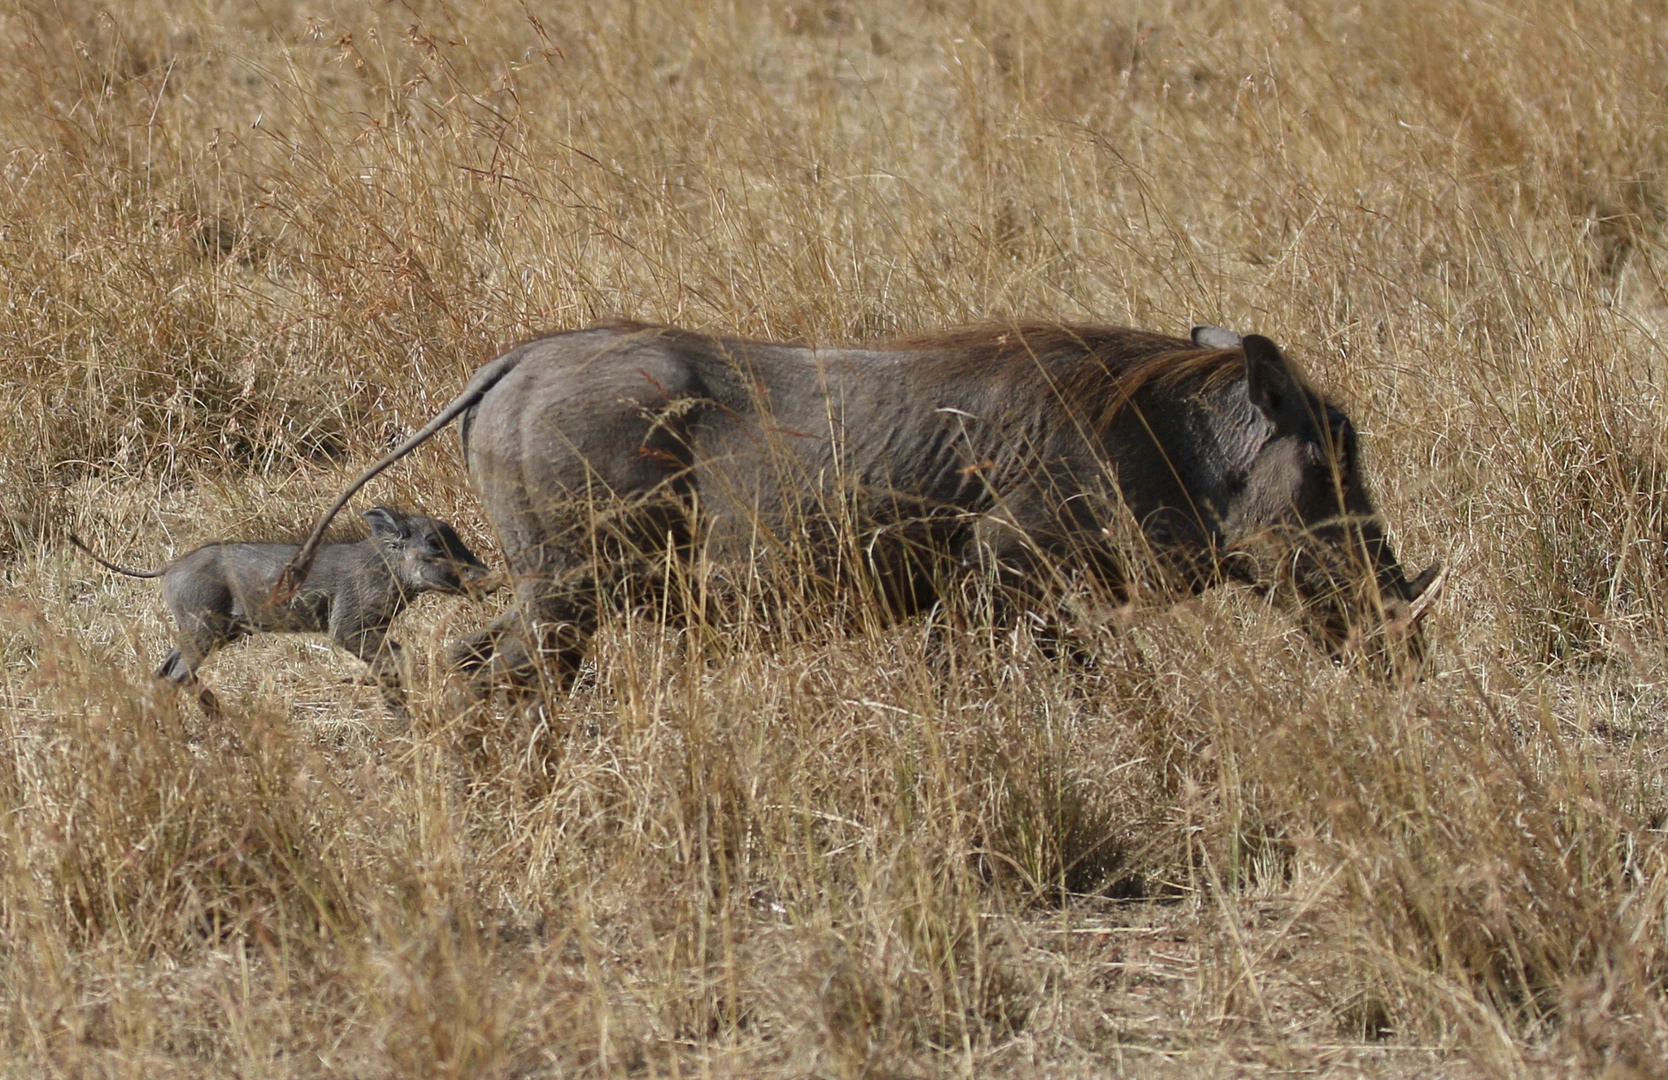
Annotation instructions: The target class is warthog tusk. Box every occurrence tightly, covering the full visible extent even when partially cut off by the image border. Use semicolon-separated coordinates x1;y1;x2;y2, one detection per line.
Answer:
1406;563;1447;624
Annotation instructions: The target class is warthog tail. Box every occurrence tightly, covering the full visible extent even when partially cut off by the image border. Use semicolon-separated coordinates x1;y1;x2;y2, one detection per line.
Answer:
272;348;531;603
68;533;165;578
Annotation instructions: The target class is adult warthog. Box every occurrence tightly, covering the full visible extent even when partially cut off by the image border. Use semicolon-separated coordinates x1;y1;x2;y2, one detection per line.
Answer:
279;322;1441;694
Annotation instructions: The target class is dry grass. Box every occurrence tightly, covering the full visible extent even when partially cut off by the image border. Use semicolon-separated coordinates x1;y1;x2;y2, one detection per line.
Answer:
5;0;1668;1075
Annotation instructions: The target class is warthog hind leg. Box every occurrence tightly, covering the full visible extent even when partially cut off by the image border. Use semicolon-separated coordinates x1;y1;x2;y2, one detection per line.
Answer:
155;615;240;719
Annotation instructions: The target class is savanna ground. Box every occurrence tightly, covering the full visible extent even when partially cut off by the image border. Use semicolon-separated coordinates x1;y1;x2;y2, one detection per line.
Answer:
4;0;1668;1075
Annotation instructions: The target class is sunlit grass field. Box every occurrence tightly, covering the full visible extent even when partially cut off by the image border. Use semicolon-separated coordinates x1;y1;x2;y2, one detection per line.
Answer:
6;1;1668;1074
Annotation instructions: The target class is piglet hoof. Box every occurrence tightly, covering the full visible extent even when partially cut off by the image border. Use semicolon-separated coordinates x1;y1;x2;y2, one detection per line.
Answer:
196;686;223;722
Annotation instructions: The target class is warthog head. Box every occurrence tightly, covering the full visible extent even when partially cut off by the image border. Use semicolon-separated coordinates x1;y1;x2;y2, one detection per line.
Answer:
366;507;496;599
1207;330;1442;671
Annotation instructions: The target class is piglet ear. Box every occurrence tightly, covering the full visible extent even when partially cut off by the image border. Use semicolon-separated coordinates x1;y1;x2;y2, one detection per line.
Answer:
1191;325;1242;350
362;506;410;541
1243;334;1303;421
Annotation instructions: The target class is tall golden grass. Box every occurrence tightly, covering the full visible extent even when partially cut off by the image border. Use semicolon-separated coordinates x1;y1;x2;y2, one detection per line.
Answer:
6;0;1668;1074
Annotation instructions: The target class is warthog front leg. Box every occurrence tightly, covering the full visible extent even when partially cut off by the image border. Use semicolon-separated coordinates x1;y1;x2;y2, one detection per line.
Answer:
445;581;596;700
336;625;409;719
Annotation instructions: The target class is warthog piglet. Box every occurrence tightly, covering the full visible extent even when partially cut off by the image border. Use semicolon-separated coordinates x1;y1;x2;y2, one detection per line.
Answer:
71;506;493;718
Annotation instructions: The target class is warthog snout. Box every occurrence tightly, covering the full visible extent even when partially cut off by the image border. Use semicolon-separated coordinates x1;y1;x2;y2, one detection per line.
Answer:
1381;560;1446;654
1290;540;1445;677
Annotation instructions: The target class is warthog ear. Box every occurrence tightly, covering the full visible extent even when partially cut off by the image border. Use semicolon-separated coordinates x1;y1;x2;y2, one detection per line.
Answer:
1191;325;1243;350
1243;334;1303;422
363;506;411;541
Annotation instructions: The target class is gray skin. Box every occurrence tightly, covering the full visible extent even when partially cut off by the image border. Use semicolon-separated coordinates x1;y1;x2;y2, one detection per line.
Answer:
280;323;1441;698
73;507;492;717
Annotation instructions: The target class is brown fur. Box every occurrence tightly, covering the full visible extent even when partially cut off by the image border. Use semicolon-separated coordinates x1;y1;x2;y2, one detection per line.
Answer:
889;322;1246;423
502;320;1244;423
